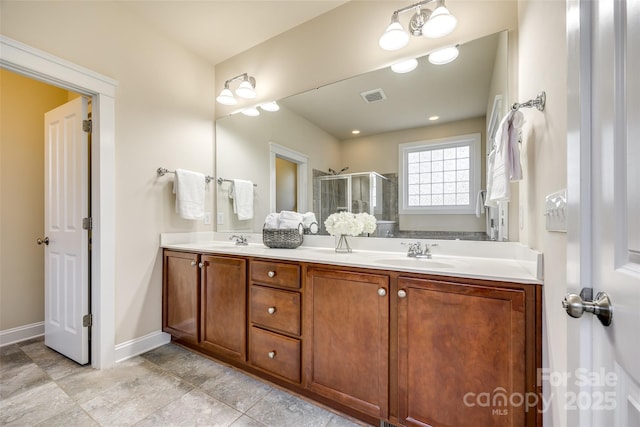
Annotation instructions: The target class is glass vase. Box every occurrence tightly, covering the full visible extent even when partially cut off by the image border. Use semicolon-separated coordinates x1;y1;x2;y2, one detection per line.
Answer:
335;234;352;253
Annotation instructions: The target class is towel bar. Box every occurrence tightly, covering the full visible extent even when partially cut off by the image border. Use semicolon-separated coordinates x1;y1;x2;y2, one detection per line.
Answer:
512;91;546;112
217;177;257;187
157;167;213;184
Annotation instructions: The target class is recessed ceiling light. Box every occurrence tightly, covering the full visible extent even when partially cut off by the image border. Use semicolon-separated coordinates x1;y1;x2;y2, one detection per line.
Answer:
352;130;361;135
429;115;440;121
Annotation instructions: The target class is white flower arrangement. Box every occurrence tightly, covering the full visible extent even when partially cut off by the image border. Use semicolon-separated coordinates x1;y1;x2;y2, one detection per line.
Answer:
324;211;377;236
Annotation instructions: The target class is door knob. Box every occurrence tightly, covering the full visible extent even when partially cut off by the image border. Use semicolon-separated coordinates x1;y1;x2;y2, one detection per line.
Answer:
36;237;49;246
562;288;613;326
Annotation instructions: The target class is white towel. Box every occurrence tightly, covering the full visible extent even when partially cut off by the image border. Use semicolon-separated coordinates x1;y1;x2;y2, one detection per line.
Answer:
475;190;486;218
279;210;304;222
302;212;317;227
230;179;254;220
173;169;206;220
278;218;303;229
264;213;279;229
486;110;524;206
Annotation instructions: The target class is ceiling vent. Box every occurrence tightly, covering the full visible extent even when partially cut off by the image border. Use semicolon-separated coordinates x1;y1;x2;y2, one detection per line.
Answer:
360;88;387;104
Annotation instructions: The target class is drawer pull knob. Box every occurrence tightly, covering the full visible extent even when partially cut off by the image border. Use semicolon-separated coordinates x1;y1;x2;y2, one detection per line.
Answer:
377;288;387;297
268;271;276;278
268;351;277;359
398;289;407;298
198;262;205;268
267;307;276;315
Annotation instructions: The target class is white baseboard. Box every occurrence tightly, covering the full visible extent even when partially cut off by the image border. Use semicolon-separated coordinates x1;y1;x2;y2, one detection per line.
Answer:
114;330;171;363
0;322;44;347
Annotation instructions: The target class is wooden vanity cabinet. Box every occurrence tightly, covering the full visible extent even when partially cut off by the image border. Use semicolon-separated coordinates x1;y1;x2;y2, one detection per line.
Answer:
199;254;247;361
397;276;538;427
163;250;200;344
248;260;303;384
304;268;390;421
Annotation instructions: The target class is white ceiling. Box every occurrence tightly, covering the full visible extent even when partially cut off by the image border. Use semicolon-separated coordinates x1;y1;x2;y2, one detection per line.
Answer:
120;1;348;66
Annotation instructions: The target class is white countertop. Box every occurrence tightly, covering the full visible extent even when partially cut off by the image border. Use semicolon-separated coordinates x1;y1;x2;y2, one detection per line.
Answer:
160;232;543;285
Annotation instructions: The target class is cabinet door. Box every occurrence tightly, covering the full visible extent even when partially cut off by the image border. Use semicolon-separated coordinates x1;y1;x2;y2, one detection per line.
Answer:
397;277;527;427
200;255;247;361
305;268;389;420
163;251;200;344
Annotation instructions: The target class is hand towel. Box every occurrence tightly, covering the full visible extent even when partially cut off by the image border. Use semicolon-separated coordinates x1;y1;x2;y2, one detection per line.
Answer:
230;179;254;220
475;190;486;218
486;110;524;206
264;213;280;229
302;212;317;227
279;210;304;222
278;218;303;229
173;169;206;220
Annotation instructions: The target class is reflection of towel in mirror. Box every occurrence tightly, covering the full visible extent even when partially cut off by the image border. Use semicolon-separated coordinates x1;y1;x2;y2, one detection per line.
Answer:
486;110;524;207
230;179;254;220
476;190;486;218
302;212;317;228
173;169;205;220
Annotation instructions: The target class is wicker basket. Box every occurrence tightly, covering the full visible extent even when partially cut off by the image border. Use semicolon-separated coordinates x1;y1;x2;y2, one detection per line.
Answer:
263;223;304;249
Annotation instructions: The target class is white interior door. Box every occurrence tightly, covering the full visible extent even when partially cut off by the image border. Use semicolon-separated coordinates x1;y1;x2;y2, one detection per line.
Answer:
43;97;90;365
567;0;640;425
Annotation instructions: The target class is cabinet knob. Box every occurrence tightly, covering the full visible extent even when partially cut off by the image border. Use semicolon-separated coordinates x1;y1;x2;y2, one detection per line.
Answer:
267;307;276;315
398;289;407;298
268;351;277;359
377;288;387;297
190;261;197;266
198;262;205;268
268;270;276;278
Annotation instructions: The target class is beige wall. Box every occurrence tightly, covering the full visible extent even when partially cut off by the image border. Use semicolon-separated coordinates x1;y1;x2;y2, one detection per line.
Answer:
341;117;487;232
216;105;340;232
0;70;69;330
1;1;216;344
517;1;567;426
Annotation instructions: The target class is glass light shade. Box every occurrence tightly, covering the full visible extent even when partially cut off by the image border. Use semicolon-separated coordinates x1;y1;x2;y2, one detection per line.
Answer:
260;101;280;112
235;80;256;99
391;58;418;73
216;88;237;105
379;18;409;51
428;46;459;65
422;6;457;38
241;107;260;116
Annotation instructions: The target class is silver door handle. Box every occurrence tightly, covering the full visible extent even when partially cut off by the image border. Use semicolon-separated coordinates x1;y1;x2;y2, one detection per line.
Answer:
562;288;613;326
36;237;49;246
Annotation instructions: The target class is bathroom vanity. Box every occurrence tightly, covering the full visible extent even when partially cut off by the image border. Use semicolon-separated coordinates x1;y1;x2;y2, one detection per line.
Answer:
161;235;542;427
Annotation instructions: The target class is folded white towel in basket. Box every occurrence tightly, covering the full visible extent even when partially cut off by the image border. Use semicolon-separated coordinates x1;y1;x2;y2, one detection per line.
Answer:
173;169;205;220
264;213;279;229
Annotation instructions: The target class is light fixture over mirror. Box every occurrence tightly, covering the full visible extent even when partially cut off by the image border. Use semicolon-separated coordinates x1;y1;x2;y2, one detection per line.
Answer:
216;73;256;105
428;45;459;64
379;0;457;51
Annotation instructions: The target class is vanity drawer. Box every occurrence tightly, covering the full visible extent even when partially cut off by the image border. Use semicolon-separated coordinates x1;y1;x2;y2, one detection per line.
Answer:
251;285;301;336
250;260;300;289
250;327;301;383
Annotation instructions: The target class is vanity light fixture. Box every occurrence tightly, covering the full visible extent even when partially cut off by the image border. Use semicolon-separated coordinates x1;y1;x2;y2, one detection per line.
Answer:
428;45;459;64
428;115;440;121
216;73;257;105
260;101;280;112
379;0;457;51
352;130;361;135
241;107;260;117
391;58;419;73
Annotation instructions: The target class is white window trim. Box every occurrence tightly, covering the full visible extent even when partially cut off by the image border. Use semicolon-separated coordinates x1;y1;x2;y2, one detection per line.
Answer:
398;133;481;215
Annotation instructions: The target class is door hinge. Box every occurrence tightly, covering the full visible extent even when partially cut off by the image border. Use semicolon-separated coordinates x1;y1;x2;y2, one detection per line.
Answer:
83;314;92;327
82;217;93;230
82;119;92;133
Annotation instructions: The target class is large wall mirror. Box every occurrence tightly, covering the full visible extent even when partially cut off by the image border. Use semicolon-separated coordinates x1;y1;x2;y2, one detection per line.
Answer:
216;30;509;240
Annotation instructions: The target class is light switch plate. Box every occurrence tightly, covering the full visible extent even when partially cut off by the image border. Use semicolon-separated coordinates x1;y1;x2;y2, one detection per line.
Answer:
545;189;567;232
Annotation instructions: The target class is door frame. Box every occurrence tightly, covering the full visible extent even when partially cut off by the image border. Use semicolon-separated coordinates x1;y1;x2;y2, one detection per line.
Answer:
268;142;309;213
0;35;117;369
566;0;595;425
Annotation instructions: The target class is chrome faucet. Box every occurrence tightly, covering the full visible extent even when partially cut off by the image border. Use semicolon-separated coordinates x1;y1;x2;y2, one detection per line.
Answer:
230;235;248;246
402;241;438;259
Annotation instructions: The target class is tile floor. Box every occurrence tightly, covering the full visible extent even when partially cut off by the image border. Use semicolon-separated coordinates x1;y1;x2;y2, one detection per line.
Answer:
0;338;371;427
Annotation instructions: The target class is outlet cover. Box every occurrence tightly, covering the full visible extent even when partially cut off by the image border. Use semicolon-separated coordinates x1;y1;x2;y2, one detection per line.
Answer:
545;189;567;232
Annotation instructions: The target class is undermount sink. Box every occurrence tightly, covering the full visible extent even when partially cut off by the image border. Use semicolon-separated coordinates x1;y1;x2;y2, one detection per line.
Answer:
374;257;455;269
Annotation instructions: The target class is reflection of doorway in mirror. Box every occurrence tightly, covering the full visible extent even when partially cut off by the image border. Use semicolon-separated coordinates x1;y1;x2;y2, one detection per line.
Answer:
276;157;297;212
268;142;308;214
